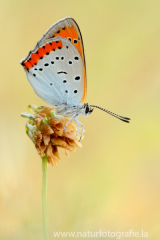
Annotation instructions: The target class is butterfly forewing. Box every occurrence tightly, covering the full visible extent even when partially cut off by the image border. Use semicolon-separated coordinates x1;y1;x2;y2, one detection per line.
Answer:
22;37;84;106
37;17;87;103
38;18;85;67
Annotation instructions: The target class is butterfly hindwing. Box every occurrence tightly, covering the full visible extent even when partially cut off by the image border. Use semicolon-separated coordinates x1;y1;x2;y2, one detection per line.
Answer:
22;37;84;106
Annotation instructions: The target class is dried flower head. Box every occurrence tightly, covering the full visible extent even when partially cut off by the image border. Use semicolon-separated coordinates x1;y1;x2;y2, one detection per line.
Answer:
21;105;83;167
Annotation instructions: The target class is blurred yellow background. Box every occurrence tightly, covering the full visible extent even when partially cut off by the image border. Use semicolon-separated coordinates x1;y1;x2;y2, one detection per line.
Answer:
0;0;160;239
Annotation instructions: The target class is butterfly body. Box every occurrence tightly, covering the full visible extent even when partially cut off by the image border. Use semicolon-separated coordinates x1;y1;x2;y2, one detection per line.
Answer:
21;17;130;141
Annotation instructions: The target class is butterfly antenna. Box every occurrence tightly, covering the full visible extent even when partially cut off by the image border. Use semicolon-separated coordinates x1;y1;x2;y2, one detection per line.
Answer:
90;105;130;123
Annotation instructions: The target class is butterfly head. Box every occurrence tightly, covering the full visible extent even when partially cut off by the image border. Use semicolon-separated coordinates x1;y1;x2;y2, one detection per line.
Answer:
82;103;94;117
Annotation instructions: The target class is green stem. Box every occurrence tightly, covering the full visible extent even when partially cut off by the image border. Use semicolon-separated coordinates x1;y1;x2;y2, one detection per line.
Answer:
42;156;48;240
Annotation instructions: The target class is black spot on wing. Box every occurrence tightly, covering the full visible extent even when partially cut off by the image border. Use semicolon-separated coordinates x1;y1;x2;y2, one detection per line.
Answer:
57;71;68;74
75;76;80;80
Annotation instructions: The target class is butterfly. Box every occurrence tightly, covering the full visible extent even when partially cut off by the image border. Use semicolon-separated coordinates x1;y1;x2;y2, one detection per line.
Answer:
20;17;130;141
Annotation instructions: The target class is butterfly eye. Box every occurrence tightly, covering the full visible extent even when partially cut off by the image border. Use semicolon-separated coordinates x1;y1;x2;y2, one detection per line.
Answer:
85;106;90;114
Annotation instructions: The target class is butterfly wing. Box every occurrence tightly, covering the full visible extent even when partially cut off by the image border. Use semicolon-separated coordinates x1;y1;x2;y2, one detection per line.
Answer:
21;37;85;106
37;17;87;103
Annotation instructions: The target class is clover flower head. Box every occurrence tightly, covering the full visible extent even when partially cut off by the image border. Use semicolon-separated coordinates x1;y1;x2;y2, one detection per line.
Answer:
21;105;83;167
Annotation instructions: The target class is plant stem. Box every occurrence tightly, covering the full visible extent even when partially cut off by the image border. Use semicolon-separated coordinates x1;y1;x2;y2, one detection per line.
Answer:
42;156;48;240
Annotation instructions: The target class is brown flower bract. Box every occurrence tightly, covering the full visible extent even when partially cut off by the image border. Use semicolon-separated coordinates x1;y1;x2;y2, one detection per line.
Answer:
31;107;82;166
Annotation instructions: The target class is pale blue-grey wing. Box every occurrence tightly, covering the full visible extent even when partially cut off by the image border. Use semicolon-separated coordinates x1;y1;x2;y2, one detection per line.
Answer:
37;17;86;73
21;37;84;106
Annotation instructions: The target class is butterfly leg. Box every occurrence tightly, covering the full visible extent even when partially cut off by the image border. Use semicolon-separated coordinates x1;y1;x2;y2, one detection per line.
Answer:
74;119;84;141
74;120;80;141
64;114;77;132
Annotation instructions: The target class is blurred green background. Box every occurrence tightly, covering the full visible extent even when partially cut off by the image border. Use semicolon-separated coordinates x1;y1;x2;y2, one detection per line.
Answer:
0;0;160;239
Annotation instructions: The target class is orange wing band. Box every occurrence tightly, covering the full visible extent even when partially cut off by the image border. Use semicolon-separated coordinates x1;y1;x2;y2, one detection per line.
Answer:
54;26;83;61
24;41;63;69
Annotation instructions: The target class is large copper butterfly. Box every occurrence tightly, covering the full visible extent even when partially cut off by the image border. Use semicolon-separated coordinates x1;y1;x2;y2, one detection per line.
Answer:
21;17;130;140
